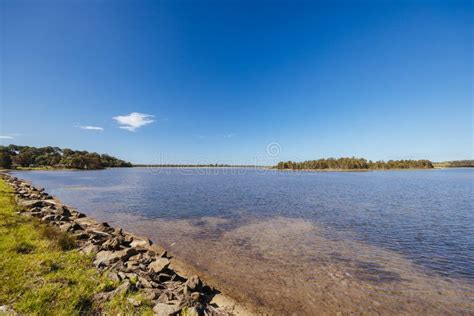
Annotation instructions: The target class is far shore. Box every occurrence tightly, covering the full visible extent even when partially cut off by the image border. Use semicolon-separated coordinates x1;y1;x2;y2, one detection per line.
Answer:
270;167;457;172
3;166;473;173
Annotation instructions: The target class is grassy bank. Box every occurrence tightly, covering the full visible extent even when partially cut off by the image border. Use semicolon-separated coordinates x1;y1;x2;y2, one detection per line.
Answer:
0;179;152;315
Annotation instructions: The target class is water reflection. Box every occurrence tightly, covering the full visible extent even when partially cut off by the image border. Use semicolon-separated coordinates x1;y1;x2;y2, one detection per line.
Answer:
12;168;474;314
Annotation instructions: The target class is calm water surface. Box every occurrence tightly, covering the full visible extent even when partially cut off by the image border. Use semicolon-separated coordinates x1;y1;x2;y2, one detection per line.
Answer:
13;168;474;313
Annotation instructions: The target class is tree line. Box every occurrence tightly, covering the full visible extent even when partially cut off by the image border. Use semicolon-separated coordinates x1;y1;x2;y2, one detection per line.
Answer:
275;157;434;170
0;145;132;170
433;160;474;168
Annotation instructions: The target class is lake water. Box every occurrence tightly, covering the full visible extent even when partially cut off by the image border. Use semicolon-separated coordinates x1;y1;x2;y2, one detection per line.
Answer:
13;168;474;314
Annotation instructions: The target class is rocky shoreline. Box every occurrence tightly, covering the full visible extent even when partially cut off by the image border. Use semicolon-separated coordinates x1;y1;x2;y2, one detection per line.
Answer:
0;173;248;316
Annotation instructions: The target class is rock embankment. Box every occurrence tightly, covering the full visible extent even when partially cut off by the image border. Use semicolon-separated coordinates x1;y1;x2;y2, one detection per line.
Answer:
0;173;241;316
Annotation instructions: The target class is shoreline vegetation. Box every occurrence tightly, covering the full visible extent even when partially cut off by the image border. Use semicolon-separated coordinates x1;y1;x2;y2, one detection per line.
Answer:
0;172;245;315
136;159;473;171
274;157;474;171
0;145;132;170
275;158;434;170
432;160;474;168
1;144;472;172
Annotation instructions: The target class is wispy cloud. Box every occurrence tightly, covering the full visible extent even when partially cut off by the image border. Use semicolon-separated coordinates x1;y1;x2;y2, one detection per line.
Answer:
0;135;14;139
113;112;155;132
224;133;236;138
78;125;104;131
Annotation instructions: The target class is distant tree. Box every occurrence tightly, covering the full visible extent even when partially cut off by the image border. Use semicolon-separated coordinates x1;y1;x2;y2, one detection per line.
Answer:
0;150;12;169
446;160;474;167
275;157;434;170
0;145;131;170
12;148;36;167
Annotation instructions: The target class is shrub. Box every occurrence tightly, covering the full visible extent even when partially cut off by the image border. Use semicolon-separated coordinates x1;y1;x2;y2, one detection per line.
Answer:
40;225;76;250
74;296;93;315
57;233;76;251
40;259;63;273
15;241;35;254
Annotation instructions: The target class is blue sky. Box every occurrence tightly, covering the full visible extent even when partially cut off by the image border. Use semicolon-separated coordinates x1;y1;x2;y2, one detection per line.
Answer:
1;0;472;164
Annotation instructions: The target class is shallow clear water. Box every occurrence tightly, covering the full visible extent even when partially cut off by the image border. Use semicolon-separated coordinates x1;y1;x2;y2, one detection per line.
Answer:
13;168;474;313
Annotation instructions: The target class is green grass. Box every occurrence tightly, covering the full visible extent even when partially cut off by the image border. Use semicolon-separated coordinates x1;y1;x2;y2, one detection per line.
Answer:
0;179;153;315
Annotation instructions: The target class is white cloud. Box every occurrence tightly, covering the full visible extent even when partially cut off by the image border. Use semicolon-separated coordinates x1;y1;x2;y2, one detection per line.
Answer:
79;125;104;131
224;133;236;138
113;112;155;132
0;135;14;139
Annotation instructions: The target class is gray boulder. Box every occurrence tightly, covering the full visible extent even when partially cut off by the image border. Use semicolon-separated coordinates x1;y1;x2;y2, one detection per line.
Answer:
153;303;180;316
93;248;137;267
148;258;170;273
